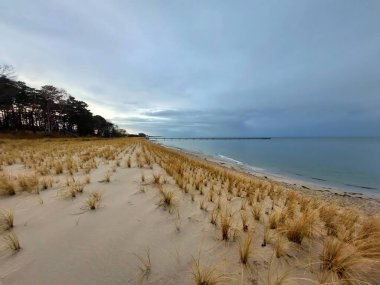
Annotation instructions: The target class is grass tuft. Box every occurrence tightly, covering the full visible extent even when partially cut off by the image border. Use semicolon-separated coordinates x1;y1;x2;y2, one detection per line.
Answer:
191;257;223;285
220;208;232;241
85;175;91;184
135;249;152;283
320;236;379;283
175;210;181;232
152;173;161;184
252;204;262;221
40;176;53;190
262;225;271;247
18;174;39;193
54;162;63;174
72;181;85;193
1;231;21;251
241;211;249;232
158;185;175;211
200;198;208;211
0;174;16;196
0;209;14;232
269;210;281;229
190;191;196;202
141;173;145;183
104;171;112;183
210;208;219;225
283;211;316;244
239;232;253;264
85;191;102;210
274;236;289;258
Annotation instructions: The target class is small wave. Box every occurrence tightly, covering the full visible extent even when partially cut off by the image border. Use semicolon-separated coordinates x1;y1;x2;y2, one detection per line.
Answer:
216;154;265;172
217;154;243;165
344;183;377;190
311;177;327;182
245;165;266;172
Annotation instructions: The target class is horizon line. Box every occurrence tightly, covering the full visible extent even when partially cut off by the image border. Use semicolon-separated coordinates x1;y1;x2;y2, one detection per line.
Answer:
148;136;380;139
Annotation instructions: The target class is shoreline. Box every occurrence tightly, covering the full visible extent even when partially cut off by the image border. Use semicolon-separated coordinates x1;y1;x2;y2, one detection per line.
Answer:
151;138;380;197
157;142;380;215
1;137;379;284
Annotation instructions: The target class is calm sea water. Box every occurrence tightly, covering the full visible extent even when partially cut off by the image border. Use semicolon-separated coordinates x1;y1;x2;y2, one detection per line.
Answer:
156;138;380;197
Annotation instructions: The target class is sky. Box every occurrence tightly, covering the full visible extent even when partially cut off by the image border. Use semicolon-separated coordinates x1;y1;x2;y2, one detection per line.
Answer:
0;0;379;137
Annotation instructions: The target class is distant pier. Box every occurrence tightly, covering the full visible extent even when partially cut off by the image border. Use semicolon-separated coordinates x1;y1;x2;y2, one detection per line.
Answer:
149;137;271;140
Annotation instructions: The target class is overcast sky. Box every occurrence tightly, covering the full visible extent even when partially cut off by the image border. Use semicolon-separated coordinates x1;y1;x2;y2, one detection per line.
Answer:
1;0;379;136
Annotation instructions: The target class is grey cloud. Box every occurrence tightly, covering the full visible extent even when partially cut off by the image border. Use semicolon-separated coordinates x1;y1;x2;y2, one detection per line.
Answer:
1;0;379;136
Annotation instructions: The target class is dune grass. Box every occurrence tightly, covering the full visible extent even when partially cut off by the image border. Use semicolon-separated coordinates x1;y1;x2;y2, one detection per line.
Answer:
103;171;112;183
282;210;316;244
320;237;359;282
134;249;152;283
152;173;161;184
252;204;262;222
191;257;223;285
0;208;14;232
53;162;63;174
240;211;249;232
1;231;21;251
71;181;85;193
220;208;232;241
320;235;379;283
0;174;16;196
158;185;175;212
141;173;145;183
210;208;219;225
40;176;53;190
1;138;379;284
269;210;281;230
274;236;289;258
239;232;253;264
262;225;271;247
126;157;131;168
190;191;196;202
175;210;181;232
85;175;91;184
200;198;208;211
84;191;102;210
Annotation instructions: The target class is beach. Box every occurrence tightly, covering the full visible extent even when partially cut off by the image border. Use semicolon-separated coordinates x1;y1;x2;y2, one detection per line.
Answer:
202;154;380;215
168;145;380;216
157;138;380;199
0;138;379;285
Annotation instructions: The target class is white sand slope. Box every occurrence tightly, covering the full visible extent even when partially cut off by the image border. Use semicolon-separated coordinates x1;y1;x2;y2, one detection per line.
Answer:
0;156;249;284
0;140;378;285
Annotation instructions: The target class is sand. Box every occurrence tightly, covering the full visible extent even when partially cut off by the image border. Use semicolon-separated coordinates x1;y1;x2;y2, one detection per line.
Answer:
0;142;245;284
171;145;380;216
0;163;214;284
0;138;379;285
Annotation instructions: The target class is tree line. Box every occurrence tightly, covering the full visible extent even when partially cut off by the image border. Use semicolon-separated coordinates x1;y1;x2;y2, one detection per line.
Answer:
0;65;124;136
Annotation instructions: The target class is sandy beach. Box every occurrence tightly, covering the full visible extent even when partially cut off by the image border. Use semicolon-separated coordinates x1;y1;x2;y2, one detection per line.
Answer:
163;143;380;216
0;138;379;285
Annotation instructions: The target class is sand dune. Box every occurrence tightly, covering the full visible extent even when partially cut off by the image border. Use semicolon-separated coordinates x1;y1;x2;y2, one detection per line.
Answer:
0;138;379;285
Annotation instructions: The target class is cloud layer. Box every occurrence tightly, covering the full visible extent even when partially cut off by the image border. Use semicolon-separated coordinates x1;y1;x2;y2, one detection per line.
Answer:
1;0;379;136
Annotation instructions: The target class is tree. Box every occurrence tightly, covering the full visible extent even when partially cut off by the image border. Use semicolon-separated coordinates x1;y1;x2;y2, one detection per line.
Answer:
0;75;18;129
0;65;126;137
93;115;108;136
0;65;15;78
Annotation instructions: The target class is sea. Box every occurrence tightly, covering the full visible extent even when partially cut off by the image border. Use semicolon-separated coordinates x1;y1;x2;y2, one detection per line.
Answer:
154;138;380;197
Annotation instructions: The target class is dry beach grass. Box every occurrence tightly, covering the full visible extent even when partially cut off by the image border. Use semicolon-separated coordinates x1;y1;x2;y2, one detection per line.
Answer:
0;137;379;284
